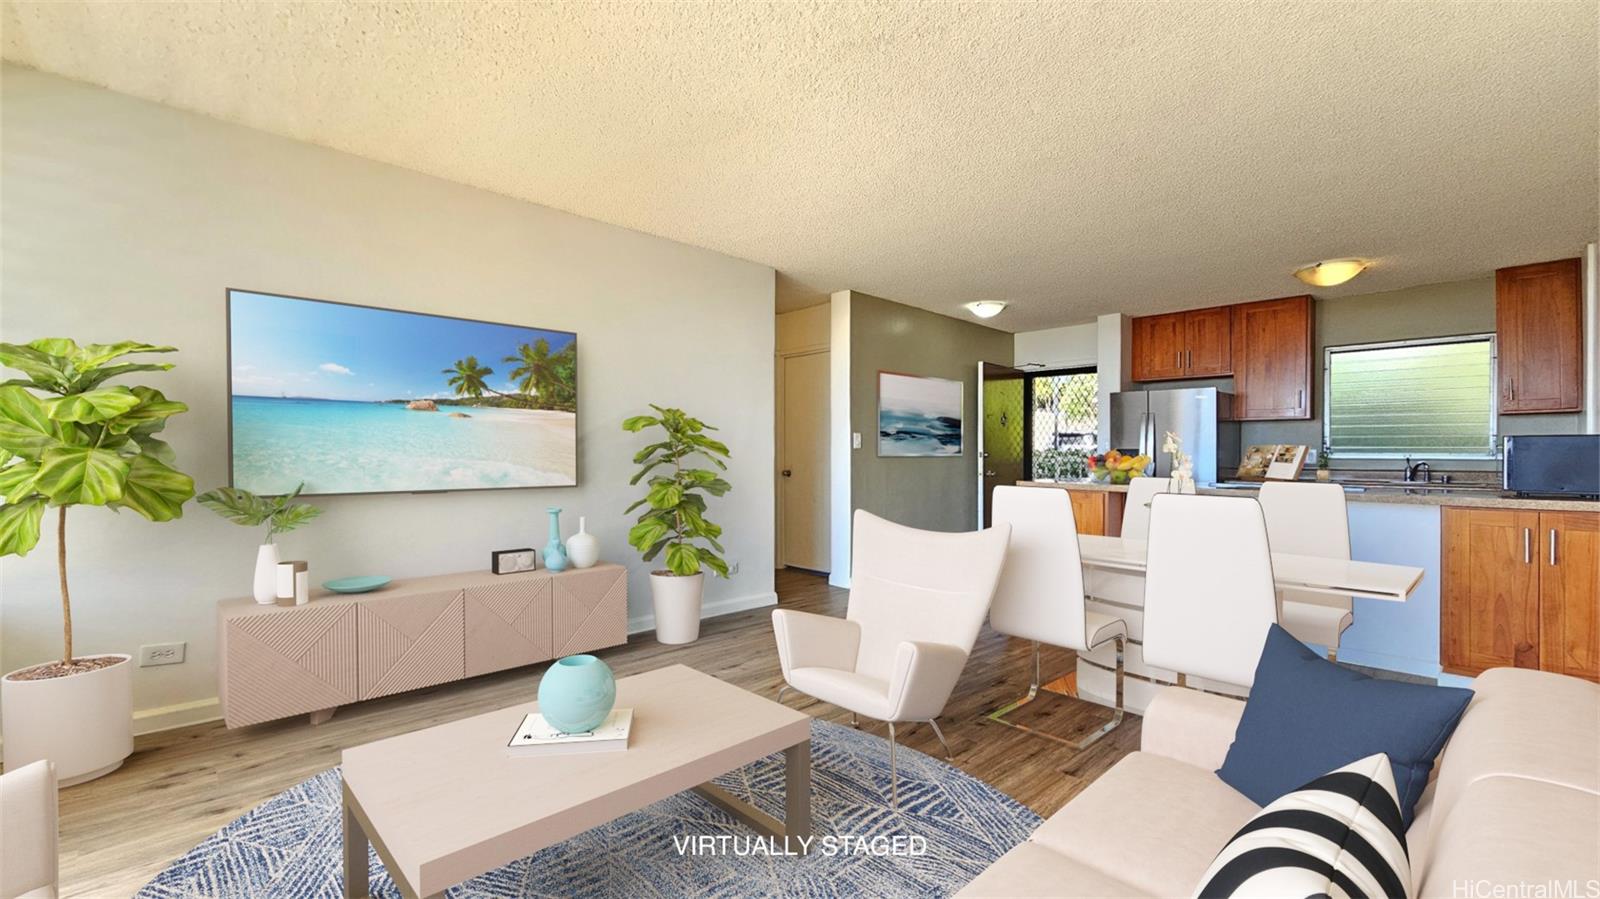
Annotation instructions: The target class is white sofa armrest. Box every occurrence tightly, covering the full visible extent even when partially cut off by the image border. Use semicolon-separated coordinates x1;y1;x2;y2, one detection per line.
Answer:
771;609;861;678
1140;686;1245;772
886;640;970;722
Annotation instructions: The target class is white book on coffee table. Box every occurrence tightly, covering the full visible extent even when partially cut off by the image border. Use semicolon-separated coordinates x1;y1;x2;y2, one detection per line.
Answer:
506;708;632;757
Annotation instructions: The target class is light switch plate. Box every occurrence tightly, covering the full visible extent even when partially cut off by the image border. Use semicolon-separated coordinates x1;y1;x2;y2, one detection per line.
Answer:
852;432;862;449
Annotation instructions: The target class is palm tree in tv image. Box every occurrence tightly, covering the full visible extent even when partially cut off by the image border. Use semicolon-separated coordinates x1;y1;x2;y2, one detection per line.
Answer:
442;355;494;400
505;339;557;404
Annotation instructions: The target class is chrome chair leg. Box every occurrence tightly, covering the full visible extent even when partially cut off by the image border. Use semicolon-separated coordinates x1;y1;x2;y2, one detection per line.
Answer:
925;718;954;761
886;721;898;808
850;711;859;728
986;637;1125;750
776;685;789;704
1327;647;1338;664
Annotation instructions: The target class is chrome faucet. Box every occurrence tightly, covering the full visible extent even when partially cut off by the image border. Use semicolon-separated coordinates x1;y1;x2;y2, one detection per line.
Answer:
1403;458;1432;483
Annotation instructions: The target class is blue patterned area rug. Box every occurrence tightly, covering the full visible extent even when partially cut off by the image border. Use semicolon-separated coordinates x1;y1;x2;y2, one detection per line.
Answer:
138;719;1040;898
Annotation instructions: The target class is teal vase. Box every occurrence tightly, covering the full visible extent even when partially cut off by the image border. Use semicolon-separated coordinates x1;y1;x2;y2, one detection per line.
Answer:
543;507;568;572
537;654;616;733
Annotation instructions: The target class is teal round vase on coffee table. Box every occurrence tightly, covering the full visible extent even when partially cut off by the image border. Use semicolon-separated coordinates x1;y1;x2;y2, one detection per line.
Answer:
537;654;616;733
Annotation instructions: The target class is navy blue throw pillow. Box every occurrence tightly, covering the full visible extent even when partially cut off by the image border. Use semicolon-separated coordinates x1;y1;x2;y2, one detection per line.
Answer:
1216;624;1472;828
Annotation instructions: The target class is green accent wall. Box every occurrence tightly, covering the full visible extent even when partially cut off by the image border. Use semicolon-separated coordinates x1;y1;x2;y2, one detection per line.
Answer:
848;292;1013;532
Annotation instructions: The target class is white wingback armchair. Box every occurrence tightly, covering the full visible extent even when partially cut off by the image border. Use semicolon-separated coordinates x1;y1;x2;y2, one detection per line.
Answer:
772;510;1011;803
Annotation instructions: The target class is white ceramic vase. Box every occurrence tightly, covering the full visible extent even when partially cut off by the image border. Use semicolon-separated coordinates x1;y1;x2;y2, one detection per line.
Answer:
1;654;133;786
253;543;280;604
650;572;704;644
566;517;600;569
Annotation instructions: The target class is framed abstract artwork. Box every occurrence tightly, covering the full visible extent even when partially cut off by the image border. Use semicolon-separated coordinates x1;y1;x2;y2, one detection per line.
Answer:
877;371;963;457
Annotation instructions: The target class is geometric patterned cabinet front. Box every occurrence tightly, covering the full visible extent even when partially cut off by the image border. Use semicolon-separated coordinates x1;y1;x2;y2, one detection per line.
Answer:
219;602;357;728
218;563;628;728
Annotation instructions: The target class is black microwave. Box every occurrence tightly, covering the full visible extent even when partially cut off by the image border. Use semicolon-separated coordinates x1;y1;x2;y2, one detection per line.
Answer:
1503;435;1600;498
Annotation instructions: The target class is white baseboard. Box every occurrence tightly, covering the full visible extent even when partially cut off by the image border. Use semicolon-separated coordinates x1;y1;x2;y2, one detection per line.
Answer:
628;590;778;635
133;697;222;736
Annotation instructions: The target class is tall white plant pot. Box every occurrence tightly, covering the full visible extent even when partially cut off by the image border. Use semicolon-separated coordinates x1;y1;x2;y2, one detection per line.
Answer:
2;654;133;786
650;572;704;645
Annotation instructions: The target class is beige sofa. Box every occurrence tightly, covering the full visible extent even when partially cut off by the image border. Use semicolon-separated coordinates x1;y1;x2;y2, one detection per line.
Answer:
958;668;1600;898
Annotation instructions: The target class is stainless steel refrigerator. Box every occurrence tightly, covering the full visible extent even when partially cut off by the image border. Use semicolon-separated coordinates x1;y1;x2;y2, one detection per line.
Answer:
1109;387;1239;484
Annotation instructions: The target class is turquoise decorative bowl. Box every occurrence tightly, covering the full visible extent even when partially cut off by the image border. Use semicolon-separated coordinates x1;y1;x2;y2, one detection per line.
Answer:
537;654;616;734
322;576;392;594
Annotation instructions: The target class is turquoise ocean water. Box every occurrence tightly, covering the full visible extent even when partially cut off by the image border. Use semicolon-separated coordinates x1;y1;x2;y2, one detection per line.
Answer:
231;396;577;494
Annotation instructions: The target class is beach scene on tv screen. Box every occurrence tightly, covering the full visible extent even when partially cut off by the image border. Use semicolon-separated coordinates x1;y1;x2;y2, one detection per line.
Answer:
228;290;577;495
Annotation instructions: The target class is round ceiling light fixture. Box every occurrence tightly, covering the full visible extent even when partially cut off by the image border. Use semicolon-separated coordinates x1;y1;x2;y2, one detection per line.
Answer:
966;301;1008;319
1293;258;1369;287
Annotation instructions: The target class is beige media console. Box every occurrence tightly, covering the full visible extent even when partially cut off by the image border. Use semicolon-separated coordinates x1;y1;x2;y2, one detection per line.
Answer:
217;563;628;727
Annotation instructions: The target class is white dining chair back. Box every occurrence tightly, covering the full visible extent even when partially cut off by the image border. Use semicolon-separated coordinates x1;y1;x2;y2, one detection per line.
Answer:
1258;481;1354;656
985;486;1129;748
1142;493;1278;688
989;486;1089;651
0;759;58;899
1119;476;1173;541
847;509;1011;683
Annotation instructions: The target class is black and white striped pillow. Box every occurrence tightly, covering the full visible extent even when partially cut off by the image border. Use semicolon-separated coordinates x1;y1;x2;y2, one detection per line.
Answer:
1194;753;1412;899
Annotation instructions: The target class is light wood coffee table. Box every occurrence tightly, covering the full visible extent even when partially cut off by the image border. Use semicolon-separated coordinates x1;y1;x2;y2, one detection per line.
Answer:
341;664;813;898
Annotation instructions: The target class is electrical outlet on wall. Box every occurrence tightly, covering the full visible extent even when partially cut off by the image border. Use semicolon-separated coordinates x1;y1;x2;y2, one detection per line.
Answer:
139;642;186;667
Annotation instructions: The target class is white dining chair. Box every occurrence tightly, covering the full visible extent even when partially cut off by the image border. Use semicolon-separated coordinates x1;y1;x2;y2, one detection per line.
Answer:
1258;482;1354;660
985;486;1127;748
1141;493;1278;690
772;510;1011;804
1118;476;1173;541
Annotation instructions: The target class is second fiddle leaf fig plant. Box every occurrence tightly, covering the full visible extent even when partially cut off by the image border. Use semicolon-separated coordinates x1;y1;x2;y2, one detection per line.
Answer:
623;405;731;577
623;405;731;645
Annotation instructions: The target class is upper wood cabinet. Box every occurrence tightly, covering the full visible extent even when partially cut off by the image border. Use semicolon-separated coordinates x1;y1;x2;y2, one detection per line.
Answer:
1231;295;1313;421
1497;258;1583;414
1131;307;1231;381
1442;506;1599;682
1184;306;1233;376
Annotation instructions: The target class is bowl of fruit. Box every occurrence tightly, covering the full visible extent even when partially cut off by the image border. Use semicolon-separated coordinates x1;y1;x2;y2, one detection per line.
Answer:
1086;449;1152;485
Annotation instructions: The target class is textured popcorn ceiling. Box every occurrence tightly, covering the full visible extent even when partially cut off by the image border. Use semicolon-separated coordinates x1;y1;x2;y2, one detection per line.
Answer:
3;2;1596;331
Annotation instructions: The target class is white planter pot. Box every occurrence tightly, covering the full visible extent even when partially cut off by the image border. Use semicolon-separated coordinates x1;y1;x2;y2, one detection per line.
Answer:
253;543;280;604
650;572;704;645
2;654;133;786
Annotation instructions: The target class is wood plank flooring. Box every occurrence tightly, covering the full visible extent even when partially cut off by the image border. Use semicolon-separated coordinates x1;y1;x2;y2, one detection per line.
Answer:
53;569;1139;897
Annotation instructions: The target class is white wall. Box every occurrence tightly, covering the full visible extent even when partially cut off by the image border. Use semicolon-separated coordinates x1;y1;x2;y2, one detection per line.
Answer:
0;67;777;732
1012;321;1097;369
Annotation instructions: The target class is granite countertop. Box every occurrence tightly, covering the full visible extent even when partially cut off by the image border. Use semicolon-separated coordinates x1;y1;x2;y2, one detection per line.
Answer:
1017;479;1600;513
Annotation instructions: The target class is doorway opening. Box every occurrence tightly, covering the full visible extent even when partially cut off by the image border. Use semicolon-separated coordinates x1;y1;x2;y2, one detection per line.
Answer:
1024;367;1099;480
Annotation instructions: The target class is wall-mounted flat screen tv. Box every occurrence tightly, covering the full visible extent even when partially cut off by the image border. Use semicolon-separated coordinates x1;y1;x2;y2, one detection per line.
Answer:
227;289;577;496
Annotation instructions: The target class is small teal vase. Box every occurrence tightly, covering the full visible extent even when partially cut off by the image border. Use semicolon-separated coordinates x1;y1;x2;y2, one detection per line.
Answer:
543;507;568;572
537;654;616;733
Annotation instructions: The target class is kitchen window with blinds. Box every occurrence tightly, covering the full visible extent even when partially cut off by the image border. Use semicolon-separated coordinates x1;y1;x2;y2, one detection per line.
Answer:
1323;335;1497;459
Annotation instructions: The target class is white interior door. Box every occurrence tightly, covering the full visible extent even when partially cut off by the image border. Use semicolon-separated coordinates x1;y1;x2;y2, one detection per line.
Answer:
781;351;830;572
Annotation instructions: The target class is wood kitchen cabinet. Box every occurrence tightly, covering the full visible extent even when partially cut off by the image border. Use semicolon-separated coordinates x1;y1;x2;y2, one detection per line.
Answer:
1539;512;1599;681
1131;307;1231;381
1442;506;1599;682
1231;295;1313;421
1065;488;1125;537
1497;258;1583;414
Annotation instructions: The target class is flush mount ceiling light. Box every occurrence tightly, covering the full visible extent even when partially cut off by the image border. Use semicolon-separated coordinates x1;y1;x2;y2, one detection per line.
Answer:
966;301;1008;319
1294;258;1369;287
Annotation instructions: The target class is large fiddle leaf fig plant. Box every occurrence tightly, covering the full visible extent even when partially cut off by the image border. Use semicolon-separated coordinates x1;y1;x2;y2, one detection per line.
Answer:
623;405;731;577
0;339;196;669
